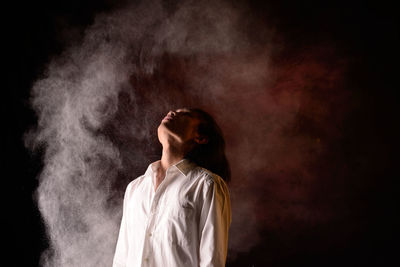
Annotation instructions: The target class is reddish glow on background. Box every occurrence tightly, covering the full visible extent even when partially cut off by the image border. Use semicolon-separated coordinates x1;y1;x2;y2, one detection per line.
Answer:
123;44;350;257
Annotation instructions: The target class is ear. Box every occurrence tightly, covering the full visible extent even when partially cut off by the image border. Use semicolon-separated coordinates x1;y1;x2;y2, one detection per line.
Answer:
194;135;208;145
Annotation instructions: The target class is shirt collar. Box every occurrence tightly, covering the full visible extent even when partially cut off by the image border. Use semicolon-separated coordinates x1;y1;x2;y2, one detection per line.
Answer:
174;158;197;176
146;158;196;177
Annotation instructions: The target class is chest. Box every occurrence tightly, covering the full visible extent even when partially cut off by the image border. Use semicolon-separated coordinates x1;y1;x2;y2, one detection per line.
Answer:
127;176;200;231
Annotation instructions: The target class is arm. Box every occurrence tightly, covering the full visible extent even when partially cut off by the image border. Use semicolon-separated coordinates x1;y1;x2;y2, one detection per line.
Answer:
112;183;132;267
199;176;232;267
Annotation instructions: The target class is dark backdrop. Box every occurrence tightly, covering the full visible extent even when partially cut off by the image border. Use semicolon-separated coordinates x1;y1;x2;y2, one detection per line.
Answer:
3;0;397;266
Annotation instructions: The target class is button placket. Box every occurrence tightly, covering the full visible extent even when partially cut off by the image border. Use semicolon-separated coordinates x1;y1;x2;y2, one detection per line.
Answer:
144;202;157;258
142;169;174;266
142;174;165;266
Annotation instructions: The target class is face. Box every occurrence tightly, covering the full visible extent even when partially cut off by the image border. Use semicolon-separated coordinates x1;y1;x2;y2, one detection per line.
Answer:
158;108;205;146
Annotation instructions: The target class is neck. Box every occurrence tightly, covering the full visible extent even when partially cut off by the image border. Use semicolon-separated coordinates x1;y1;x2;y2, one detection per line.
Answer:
160;143;185;174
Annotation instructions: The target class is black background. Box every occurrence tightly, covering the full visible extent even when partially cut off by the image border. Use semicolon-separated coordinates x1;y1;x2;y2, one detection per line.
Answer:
3;0;398;266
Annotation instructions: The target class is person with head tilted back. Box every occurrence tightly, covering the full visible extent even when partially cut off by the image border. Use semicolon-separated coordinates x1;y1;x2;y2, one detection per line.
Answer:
113;108;231;267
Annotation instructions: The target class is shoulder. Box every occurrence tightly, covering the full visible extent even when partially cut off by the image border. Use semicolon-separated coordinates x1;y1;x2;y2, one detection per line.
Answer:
124;174;147;196
191;166;229;190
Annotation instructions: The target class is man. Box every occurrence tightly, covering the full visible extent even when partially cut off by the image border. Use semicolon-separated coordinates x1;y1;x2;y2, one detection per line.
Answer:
113;108;232;267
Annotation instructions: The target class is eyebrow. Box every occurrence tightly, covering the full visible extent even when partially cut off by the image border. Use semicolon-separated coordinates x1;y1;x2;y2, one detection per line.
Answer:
175;108;190;113
176;109;197;118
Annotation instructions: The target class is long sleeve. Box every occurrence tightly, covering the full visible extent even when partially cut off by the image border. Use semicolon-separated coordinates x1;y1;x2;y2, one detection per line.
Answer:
113;183;132;267
199;177;232;267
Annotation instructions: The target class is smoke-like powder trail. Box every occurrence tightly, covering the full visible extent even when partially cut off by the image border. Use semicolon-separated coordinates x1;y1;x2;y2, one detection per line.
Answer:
26;0;348;266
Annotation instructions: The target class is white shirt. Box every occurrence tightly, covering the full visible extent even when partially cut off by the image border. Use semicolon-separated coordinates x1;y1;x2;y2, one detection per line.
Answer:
113;159;231;267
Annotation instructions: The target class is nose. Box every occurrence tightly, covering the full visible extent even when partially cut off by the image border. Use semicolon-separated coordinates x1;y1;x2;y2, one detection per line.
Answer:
168;110;176;116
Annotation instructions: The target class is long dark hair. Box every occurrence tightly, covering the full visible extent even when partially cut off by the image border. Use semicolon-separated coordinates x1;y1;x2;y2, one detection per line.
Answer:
185;108;231;183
